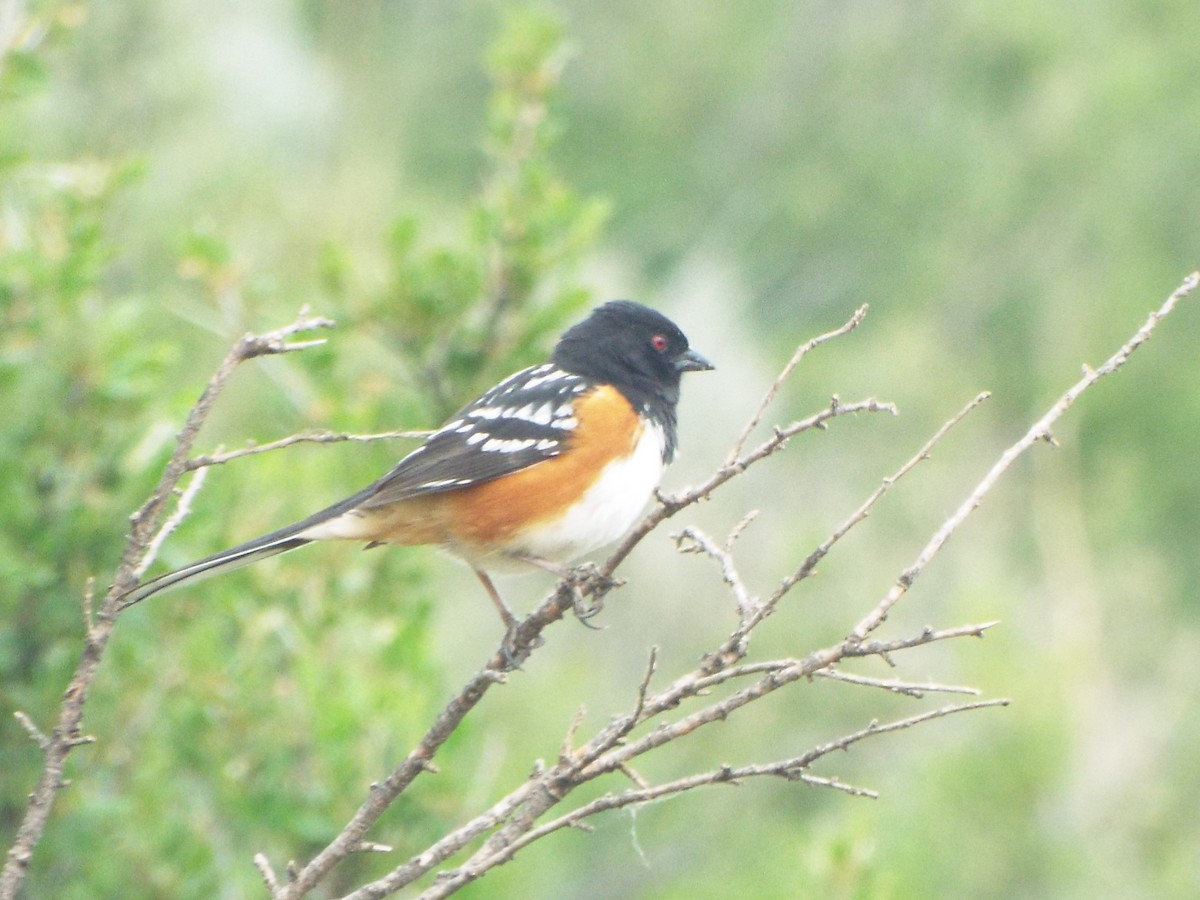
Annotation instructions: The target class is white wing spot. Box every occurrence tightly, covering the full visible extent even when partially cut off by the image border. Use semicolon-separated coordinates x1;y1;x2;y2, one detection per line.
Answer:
482;437;537;453
522;368;568;389
419;478;461;489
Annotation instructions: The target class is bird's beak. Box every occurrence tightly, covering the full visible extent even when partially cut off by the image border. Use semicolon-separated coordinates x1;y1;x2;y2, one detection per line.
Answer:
675;348;715;373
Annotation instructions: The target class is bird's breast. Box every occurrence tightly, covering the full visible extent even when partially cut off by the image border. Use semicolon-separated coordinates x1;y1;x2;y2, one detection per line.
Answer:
442;385;665;562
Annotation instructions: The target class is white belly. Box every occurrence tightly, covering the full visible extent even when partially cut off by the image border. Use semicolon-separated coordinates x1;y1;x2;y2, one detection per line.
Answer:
512;422;666;563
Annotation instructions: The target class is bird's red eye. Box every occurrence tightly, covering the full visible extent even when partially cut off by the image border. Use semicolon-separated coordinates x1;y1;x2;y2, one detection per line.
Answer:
651;334;669;352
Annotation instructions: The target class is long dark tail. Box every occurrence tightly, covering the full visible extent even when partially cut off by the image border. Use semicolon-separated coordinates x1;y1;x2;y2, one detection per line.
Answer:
117;531;313;610
117;480;382;611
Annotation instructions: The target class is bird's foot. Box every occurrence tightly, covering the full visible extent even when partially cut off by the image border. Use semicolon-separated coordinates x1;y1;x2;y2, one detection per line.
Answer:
560;562;622;626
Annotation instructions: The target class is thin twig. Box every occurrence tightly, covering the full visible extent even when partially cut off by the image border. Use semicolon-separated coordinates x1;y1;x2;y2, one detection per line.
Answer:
843;622;1001;662
81;578;96;641
813;668;982;699
0;312;334;900
686;660;793;693
12;713;49;752
579;623;1002;784
674;525;757;621
421;700;1006;897
604;396;896;578
726;304;870;464
134;467;209;579
764;391;990;624
850;271;1200;643
792;699;1012;767
630;648;658;731
185;429;430;471
560;707;588;761
254;853;280;896
696;391;990;674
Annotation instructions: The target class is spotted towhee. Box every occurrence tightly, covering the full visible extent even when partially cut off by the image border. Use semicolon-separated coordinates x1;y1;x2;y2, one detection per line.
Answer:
118;301;713;630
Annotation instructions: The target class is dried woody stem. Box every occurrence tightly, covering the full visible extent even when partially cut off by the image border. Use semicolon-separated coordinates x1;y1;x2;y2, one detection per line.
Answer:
186;429;431;471
850;270;1200;643
331;273;1197;898
489;697;1011;866
0;312;335;900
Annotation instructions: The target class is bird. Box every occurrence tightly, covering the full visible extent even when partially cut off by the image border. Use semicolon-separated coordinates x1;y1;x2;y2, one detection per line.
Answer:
117;300;713;633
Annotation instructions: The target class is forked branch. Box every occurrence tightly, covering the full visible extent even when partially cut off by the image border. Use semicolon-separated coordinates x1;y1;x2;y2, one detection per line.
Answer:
1;312;336;900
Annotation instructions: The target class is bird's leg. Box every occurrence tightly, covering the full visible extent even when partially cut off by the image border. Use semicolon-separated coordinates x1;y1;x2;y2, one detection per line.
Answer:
508;553;618;626
472;567;528;670
472;567;518;630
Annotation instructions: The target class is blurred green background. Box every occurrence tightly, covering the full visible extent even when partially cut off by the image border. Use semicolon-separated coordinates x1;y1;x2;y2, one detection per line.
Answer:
3;1;1199;897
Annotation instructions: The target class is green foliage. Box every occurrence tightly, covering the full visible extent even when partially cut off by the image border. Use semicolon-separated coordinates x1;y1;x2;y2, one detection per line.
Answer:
367;8;608;419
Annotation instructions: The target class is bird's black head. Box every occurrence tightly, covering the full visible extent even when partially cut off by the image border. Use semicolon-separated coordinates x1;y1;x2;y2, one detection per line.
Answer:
552;301;712;449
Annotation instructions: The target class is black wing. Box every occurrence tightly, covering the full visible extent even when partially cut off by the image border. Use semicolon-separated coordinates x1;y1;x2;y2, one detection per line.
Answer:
357;364;591;509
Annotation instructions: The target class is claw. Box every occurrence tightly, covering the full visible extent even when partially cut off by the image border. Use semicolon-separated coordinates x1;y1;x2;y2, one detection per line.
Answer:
561;563;622;627
496;619;545;672
499;624;524;671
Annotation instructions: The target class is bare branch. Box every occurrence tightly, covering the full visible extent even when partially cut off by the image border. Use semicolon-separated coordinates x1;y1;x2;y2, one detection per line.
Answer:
134;467;209;579
843;622;1001;662
238;312;336;358
726;304;870;464
813;668;983;699
185;429;430;471
631;647;658;727
422;699;1006;897
13;712;50;752
790;699;1011;768
690;391;990;675
124;311;336;572
0;311;334;900
81;578;96;641
254;853;281;896
470;765;879;881
687;660;792;693
559;707;588;762
604;395;897;578
576;622;998;786
850;271;1200;643
674;525;757;620
766;391;990;620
